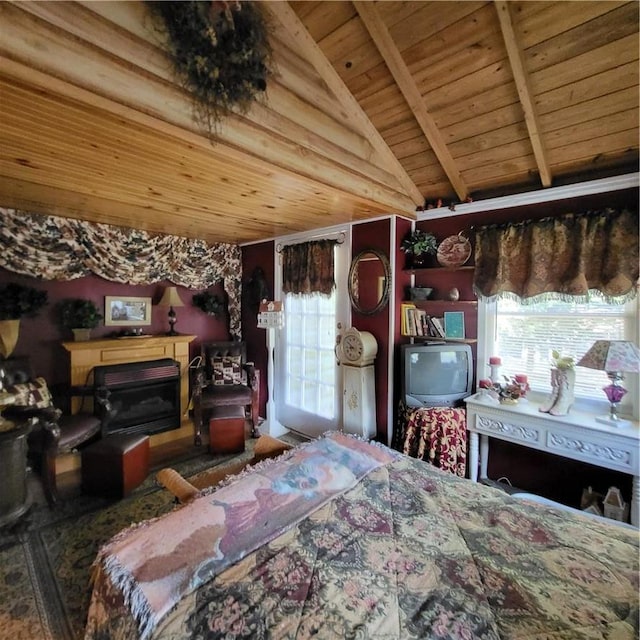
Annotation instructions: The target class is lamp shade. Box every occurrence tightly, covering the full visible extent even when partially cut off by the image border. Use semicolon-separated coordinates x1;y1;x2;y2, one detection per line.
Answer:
577;340;640;373
158;286;184;308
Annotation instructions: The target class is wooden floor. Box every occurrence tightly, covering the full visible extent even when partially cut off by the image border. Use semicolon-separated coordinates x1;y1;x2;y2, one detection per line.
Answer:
54;417;221;499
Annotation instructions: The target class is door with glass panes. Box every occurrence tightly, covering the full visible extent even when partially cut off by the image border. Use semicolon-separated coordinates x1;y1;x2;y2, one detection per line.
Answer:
275;233;349;438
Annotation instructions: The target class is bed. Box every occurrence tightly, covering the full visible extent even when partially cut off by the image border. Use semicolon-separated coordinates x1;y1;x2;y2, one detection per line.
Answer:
85;432;638;639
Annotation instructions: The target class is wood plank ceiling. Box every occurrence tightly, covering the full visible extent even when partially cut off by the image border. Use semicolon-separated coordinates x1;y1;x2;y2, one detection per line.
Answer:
0;1;637;245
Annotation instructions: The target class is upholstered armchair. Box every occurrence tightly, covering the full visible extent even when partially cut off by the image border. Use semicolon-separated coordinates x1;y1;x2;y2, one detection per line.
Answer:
0;357;112;505
191;341;259;445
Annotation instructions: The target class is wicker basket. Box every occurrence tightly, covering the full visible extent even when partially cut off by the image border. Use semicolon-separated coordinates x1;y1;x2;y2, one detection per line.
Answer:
603;487;629;522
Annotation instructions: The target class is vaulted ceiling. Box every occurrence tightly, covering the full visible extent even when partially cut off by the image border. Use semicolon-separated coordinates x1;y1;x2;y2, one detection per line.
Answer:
0;1;637;245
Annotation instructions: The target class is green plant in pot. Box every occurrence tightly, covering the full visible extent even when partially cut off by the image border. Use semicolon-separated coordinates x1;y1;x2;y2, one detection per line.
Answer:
0;283;48;358
192;291;224;316
400;229;438;268
57;298;103;341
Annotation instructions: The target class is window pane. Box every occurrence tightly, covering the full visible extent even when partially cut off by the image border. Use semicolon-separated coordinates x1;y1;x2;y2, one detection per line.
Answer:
495;297;627;397
283;291;337;419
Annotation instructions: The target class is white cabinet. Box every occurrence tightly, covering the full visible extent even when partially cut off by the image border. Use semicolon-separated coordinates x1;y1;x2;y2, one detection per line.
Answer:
464;393;640;527
343;364;376;439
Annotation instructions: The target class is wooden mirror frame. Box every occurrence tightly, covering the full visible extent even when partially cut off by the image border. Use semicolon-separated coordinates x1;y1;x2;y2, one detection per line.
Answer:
348;248;392;316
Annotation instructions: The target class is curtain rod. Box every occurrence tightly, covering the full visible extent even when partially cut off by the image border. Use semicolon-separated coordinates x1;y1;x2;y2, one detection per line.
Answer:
275;232;345;254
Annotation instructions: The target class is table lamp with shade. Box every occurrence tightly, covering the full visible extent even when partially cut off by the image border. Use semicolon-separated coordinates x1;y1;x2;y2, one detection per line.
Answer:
576;340;640;426
158;286;184;336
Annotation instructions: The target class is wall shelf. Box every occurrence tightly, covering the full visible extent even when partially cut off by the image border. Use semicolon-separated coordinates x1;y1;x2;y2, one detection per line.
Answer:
405;336;478;344
403;299;478;306
404;265;474;273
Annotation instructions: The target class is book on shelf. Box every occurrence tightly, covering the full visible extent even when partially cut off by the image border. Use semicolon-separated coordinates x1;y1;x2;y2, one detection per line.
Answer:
402;304;435;337
430;316;446;338
444;311;465;339
401;303;416;336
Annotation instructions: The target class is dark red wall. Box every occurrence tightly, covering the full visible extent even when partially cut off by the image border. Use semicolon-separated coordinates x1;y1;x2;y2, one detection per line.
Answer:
0;269;229;385
351;218;392;442
394;217;414;438
241;242;274;419
414;186;638;508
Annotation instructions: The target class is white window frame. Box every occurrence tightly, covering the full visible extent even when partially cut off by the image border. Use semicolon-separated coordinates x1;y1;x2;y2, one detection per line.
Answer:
477;294;639;421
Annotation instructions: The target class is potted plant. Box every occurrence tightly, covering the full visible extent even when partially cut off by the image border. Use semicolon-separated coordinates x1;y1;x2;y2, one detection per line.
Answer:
192;291;224;316
400;229;438;268
0;283;48;358
57;298;103;341
148;1;272;137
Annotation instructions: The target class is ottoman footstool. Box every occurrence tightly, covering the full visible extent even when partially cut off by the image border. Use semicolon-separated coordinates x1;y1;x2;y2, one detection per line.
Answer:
209;405;246;454
81;433;150;498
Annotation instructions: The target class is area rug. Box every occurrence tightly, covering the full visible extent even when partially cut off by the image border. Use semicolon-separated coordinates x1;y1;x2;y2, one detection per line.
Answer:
0;435;302;640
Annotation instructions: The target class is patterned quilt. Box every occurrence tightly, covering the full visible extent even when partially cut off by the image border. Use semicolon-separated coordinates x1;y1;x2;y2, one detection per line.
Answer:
85;434;639;640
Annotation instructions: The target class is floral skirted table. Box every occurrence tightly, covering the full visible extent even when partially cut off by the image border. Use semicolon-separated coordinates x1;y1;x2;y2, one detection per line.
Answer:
398;406;467;477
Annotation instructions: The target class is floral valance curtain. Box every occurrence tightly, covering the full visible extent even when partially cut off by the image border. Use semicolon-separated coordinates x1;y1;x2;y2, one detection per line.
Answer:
282;239;337;295
0;208;242;337
473;208;639;302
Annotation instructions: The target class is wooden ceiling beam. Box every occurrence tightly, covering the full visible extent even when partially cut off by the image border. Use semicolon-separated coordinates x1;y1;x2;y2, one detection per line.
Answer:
265;1;424;207
494;0;552;187
354;1;468;203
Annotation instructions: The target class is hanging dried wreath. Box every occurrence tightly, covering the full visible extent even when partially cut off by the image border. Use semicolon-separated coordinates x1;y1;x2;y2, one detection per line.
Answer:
148;0;272;134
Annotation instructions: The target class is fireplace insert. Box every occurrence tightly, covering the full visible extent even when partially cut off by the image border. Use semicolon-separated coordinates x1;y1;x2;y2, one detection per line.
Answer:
93;359;181;437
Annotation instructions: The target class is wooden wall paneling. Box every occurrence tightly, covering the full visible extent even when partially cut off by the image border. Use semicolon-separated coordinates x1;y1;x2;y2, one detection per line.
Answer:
408;4;505;87
530;34;639;96
289;1;357;42
548;131;639;167
344;1;485;85
514;1;628;49
536;62;638;116
521;3;638;69
425;62;518;114
449;122;531;157
433;83;519;131
463;156;537;193
0;4;416;226
266;2;424;205
538;88;638;135
355;1;468;200
546;111;639;151
317;16;375;71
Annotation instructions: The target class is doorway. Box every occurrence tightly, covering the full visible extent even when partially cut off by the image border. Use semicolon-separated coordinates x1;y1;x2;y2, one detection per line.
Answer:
275;229;350;438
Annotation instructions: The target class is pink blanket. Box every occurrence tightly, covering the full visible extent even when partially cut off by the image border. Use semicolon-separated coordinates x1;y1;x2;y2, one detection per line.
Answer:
90;433;399;639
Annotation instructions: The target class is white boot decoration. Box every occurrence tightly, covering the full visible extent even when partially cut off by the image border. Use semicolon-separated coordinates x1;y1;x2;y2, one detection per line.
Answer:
539;368;559;413
549;368;575;416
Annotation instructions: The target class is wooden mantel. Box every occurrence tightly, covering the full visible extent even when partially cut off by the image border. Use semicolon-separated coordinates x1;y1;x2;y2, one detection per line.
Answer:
62;335;195;445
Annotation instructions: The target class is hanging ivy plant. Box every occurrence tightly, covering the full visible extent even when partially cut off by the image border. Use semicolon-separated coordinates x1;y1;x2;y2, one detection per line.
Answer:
148;0;272;134
192;291;224;316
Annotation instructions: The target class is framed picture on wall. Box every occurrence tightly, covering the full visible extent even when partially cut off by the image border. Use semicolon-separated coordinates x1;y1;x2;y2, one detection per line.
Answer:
104;296;152;326
444;311;465;339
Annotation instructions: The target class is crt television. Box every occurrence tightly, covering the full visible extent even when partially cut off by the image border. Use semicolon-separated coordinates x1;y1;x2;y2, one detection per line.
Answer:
400;342;473;408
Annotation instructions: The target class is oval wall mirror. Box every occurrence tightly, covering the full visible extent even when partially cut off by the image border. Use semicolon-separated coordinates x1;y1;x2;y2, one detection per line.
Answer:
348;248;392;316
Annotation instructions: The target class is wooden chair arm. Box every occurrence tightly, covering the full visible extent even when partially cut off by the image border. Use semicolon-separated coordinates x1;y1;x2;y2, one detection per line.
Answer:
243;362;258;390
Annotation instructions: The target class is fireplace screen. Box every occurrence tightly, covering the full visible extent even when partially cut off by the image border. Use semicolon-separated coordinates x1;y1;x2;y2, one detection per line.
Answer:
93;359;181;437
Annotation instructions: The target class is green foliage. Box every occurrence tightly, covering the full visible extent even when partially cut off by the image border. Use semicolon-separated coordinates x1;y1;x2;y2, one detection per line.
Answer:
148;1;272;134
57;298;103;329
0;283;48;320
400;229;438;256
551;349;575;370
192;291;224;316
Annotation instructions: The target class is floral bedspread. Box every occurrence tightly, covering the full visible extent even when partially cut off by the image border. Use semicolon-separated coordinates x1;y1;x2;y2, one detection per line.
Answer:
85;436;639;640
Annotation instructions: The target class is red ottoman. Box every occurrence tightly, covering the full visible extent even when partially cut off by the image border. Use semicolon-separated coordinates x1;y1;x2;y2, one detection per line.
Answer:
81;433;150;498
209;405;246;454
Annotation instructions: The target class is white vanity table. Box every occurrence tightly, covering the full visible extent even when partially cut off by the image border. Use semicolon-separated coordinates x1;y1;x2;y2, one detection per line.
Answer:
464;393;640;527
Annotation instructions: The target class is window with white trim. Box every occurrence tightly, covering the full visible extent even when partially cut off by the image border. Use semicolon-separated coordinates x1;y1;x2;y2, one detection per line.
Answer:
478;294;639;419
